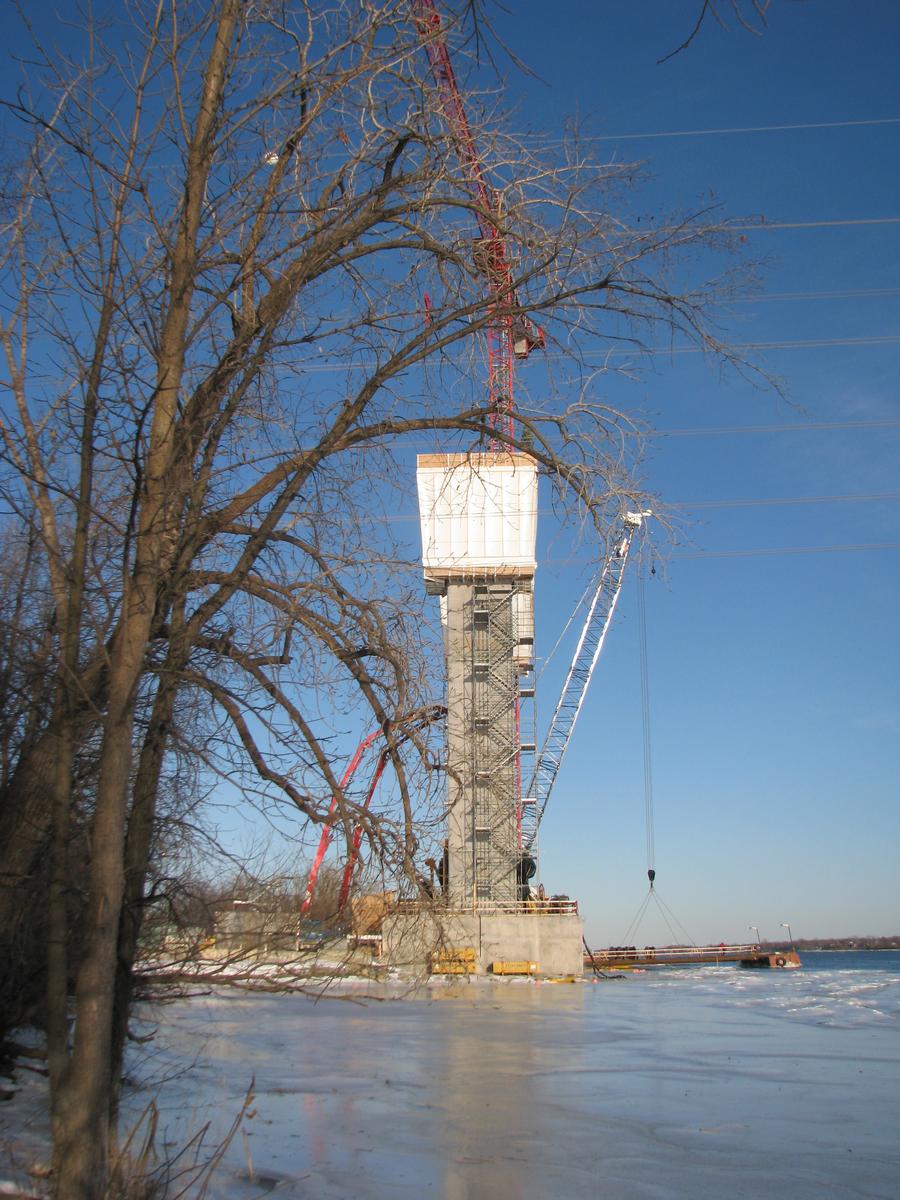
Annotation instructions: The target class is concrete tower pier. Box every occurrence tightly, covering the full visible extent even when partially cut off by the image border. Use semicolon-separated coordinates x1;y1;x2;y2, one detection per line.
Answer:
381;452;583;977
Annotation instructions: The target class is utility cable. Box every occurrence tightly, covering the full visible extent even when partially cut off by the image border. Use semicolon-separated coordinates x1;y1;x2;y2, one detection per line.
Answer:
729;217;900;231
593;336;900;358
375;488;900;525
284;333;900;374
647;418;900;437
674;541;900;560
523;117;900;145
721;287;900;303
399;419;900;451
676;491;900;510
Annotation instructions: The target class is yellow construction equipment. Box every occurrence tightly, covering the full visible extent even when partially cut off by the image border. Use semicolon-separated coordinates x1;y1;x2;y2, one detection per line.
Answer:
491;960;538;975
430;946;476;974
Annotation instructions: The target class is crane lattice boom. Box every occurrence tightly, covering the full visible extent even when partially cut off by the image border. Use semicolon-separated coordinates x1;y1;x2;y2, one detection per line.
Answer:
524;511;650;846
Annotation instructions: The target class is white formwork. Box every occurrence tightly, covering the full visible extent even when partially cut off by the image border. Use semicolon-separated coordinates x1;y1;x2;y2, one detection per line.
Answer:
416;453;537;576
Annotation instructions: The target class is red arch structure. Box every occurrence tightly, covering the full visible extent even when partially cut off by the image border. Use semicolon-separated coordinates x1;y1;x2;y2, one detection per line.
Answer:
300;704;446;916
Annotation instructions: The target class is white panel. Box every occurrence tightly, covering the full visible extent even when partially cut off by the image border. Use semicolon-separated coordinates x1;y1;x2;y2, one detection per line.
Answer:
416;454;538;571
512;589;535;665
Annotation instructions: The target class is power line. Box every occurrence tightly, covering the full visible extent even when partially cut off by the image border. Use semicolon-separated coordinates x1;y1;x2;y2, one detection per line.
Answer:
671;541;900;560
388;420;900;458
674;491;900;510
722;287;900;303
729;217;900;231
289;335;900;374
380;489;900;524
646;418;900;438
527;117;900;144
540;542;900;569
598;336;900;358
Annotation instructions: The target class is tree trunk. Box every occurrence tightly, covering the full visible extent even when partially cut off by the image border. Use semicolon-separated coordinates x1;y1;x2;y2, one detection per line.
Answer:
50;7;241;1190
108;663;180;1126
0;725;63;1034
51;623;149;1197
0;656;108;1038
46;715;77;1118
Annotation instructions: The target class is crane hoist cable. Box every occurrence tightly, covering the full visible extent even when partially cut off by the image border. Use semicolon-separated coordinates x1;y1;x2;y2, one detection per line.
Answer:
619;582;698;950
638;572;656;882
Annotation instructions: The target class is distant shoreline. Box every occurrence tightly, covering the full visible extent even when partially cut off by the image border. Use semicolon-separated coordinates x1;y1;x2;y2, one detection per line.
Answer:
794;947;899;952
760;938;899;952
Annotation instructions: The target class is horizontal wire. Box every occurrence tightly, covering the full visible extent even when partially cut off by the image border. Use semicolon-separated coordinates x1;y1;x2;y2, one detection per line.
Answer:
537;542;900;569
523;117;900;144
286;335;900;374
593;336;900;357
645;418;900;438
348;420;900;457
356;491;900;528
728;216;900;231
675;491;900;510
721;287;900;303
671;541;900;560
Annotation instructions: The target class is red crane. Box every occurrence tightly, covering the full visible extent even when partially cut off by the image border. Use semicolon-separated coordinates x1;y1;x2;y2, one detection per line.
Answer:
300;705;446;919
411;0;544;445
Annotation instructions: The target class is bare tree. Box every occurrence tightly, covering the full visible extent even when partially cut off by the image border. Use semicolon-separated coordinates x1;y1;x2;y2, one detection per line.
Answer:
658;0;776;63
0;2;755;1195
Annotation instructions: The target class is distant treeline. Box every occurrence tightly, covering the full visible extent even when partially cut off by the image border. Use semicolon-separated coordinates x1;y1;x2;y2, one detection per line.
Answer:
763;936;900;951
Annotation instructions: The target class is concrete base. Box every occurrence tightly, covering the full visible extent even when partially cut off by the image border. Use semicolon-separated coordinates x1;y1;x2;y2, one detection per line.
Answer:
382;910;584;978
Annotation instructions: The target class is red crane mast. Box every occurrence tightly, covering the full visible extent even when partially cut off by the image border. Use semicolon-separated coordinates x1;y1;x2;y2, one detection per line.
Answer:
411;0;544;445
302;7;546;922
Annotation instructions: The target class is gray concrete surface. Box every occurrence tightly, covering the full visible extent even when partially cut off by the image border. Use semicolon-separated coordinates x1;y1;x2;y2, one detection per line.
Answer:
382;909;583;976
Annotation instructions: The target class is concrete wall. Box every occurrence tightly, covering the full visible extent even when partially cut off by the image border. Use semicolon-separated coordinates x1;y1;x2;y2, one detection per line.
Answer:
214;906;297;954
382;910;584;978
479;914;582;976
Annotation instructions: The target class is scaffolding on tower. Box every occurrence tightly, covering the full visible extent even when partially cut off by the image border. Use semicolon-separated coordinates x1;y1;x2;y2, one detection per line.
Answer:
412;0;545;904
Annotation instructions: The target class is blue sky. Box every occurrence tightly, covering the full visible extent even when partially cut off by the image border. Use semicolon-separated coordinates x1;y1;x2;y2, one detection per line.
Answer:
483;0;900;944
207;1;898;944
7;2;894;945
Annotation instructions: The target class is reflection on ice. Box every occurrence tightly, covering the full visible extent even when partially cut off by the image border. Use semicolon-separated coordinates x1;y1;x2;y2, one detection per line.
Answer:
3;956;897;1198
113;955;900;1199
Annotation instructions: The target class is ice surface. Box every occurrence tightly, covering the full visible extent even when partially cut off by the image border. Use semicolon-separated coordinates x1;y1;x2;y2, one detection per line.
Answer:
3;954;899;1198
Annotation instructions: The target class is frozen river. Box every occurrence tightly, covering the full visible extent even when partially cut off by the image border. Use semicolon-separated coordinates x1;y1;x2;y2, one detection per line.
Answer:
120;951;899;1199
